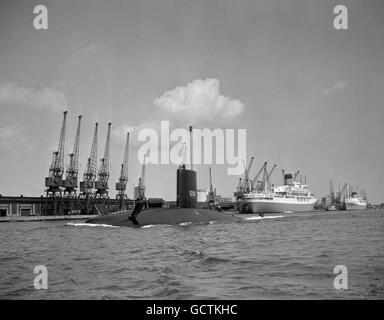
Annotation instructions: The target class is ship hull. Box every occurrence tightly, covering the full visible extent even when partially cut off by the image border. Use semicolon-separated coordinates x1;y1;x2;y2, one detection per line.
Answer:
345;202;367;211
86;207;240;227
238;198;316;214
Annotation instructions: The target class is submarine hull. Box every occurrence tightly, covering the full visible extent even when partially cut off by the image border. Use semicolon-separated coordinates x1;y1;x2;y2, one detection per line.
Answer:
85;207;239;227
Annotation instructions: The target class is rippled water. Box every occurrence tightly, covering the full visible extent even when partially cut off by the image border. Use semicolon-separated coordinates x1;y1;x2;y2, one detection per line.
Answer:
1;209;383;299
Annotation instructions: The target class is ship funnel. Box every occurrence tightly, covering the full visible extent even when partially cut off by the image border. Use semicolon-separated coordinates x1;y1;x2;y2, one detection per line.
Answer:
284;173;293;186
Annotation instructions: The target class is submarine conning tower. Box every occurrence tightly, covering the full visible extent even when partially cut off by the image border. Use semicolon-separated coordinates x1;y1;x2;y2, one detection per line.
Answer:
176;125;197;208
176;165;197;208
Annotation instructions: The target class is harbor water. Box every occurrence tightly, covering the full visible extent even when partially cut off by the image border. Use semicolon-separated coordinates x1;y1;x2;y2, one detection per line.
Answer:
1;209;383;299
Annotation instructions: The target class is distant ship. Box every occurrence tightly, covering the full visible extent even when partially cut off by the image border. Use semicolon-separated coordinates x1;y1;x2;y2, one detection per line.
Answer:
345;192;367;210
237;170;317;214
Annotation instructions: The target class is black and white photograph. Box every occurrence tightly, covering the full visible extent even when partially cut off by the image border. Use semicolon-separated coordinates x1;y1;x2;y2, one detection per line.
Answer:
0;0;383;307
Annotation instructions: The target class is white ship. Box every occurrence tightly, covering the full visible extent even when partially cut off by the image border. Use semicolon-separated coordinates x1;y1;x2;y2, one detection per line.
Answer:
345;192;367;210
237;169;317;214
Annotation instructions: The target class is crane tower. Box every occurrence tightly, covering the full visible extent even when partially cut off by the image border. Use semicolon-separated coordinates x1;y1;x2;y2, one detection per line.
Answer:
80;122;98;198
63;115;82;198
95;122;112;200
116;132;130;210
207;167;216;206
135;155;146;201
45;111;67;197
44;111;67;215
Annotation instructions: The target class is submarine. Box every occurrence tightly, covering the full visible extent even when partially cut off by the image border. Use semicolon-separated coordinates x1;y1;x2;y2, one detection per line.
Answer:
85;127;241;227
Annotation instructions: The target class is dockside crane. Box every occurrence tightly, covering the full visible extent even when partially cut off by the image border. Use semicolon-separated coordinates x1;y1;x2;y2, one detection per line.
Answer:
207;167;216;206
337;183;348;203
79;122;98;212
136;155;146;201
45;111;67;196
330;180;335;204
235;157;255;199
241;156;254;193
44;111;67;215
63;115;82;199
95;123;112;200
250;161;267;191
234;178;243;198
265;164;277;192
236;178;243;192
127;155;147;223
116;132;130;210
335;182;340;202
130;155;147;222
259;163;269;192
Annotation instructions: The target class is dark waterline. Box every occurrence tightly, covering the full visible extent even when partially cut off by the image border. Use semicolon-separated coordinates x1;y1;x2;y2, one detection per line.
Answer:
1;209;383;299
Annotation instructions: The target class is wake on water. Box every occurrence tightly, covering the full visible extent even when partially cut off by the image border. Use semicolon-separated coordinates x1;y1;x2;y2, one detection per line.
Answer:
66;222;119;228
242;215;284;220
66;215;285;229
179;222;192;226
140;224;158;228
142;221;213;228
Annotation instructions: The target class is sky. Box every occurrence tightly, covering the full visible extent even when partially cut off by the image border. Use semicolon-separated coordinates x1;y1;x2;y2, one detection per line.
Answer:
0;0;383;203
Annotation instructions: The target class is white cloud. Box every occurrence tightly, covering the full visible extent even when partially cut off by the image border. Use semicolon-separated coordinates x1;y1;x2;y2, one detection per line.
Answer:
153;78;244;124
323;81;349;96
0;82;67;111
67;43;99;65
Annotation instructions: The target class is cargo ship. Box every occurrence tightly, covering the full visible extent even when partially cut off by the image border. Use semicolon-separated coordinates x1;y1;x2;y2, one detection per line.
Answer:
345;192;367;210
237;171;317;214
